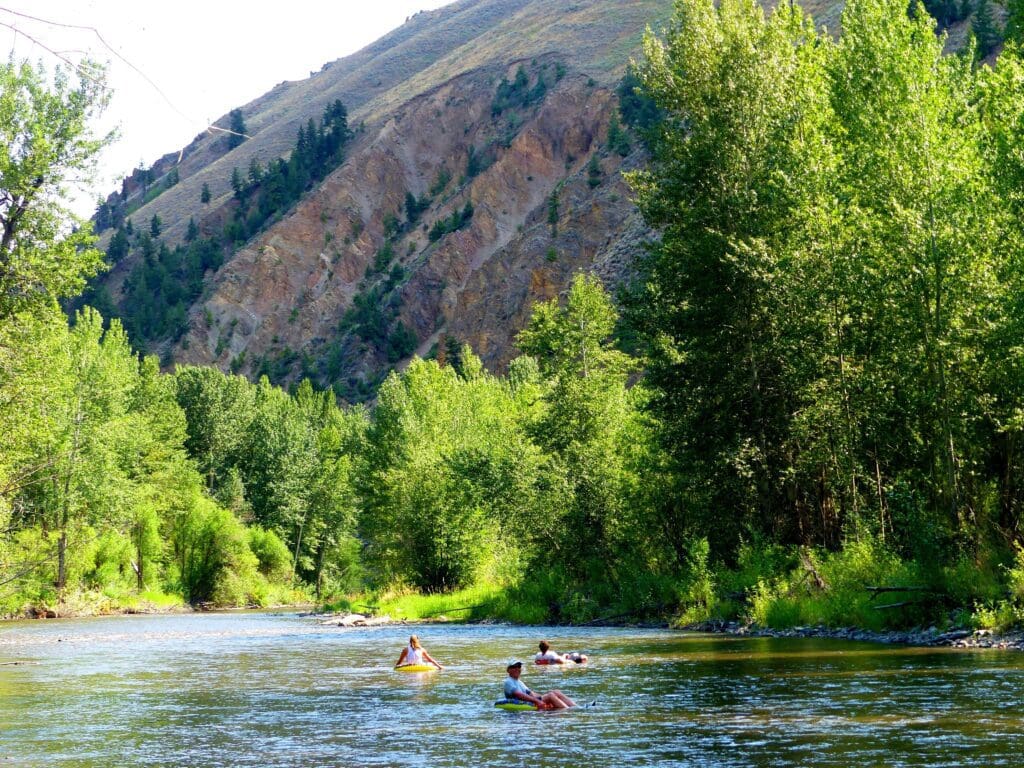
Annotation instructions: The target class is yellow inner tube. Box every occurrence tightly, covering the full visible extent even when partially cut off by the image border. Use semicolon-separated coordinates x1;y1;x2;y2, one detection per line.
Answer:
395;663;437;672
494;701;539;711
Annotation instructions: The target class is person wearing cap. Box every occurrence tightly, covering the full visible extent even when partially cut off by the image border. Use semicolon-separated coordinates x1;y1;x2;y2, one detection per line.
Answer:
395;634;443;669
535;639;588;665
503;659;576;709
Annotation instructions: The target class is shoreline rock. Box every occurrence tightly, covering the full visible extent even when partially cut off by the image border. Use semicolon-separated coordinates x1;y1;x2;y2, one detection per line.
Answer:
684;620;1024;650
318;612;395;628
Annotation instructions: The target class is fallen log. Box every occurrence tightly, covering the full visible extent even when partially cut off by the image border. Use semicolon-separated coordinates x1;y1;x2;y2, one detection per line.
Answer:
866;586;933;595
420;604;485;618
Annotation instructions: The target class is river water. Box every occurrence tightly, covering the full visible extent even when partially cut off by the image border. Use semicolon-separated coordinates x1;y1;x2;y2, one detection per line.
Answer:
1;613;1024;767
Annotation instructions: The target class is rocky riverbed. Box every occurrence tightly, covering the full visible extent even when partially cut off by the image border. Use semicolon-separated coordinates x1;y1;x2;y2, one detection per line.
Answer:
688;620;1024;650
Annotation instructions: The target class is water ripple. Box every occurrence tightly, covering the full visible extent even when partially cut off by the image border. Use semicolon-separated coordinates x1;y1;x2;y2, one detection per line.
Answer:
2;617;1024;766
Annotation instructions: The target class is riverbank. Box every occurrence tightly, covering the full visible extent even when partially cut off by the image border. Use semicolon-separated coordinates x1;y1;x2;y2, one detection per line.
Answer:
313;606;1024;653
687;620;1024;651
5;598;315;621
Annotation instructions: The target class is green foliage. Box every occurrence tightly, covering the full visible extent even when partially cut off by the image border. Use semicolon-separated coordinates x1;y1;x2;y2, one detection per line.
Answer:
624;0;1022;568
0;59;111;319
106;229;129;263
248;526;293;582
368;583;504;622
405;190;430;224
171;495;261;605
745;538;925;630
515;275;659;587
922;0;970;27
466;145;491;179
115;235;223;349
359;354;551;592
1009;0;1024;45
387;322;418;363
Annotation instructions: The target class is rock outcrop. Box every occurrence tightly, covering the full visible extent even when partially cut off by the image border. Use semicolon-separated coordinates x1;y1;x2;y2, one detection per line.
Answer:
176;58;648;389
92;0;670;395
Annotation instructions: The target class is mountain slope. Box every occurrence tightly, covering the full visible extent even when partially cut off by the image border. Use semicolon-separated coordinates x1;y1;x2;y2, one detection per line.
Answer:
88;0;674;398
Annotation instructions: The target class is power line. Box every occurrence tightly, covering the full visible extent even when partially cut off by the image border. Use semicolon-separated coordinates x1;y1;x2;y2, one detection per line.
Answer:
0;6;252;148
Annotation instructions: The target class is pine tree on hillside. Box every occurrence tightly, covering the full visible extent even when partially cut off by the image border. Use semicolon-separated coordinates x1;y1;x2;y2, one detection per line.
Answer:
228;109;247;149
973;0;1003;59
1008;0;1024;44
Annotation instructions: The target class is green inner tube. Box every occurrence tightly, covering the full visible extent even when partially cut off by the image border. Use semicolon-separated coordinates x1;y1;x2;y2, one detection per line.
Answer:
494;700;539;711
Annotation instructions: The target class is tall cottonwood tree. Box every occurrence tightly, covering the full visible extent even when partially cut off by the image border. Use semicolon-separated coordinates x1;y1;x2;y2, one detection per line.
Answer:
0;60;111;319
627;0;834;550
828;0;1000;548
629;0;1014;560
517;274;638;579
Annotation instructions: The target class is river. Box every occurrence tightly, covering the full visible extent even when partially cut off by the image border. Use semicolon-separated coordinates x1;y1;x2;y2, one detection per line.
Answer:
1;612;1023;766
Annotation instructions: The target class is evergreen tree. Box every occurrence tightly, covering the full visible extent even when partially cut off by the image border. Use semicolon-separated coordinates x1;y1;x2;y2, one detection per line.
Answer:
248;157;263;187
107;228;130;263
587;153;603;187
607;113;631;156
227;108;247;149
201;182;211;204
1008;0;1024;44
547;188;559;236
972;0;1002;59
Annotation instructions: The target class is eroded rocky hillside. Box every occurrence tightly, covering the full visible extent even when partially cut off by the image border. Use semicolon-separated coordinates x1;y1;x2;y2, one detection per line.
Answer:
87;0;673;399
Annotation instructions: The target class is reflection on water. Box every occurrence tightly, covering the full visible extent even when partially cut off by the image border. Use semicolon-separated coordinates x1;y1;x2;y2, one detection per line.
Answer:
1;613;1023;767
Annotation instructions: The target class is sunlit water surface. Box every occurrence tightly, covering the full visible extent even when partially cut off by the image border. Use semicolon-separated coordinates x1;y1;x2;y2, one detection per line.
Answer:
1;613;1024;766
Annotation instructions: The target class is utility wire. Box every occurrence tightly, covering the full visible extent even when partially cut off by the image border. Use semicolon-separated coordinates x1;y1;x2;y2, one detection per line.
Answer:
0;6;252;146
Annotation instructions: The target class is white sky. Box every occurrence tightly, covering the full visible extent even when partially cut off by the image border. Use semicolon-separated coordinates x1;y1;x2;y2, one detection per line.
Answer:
2;1;454;216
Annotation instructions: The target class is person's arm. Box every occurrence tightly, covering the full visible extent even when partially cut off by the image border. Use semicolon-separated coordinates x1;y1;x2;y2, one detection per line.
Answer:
395;648;408;667
422;650;443;669
511;684;544;707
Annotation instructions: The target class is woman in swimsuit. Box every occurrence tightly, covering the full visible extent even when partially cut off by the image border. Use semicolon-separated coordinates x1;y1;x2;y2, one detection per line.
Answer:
395;634;443;669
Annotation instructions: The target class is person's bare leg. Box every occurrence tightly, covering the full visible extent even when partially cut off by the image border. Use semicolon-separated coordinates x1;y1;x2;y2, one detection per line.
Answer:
548;690;576;707
540;693;569;709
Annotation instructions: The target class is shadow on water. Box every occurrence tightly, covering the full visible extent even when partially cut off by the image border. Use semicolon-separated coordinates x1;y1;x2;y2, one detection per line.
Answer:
2;614;1024;767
